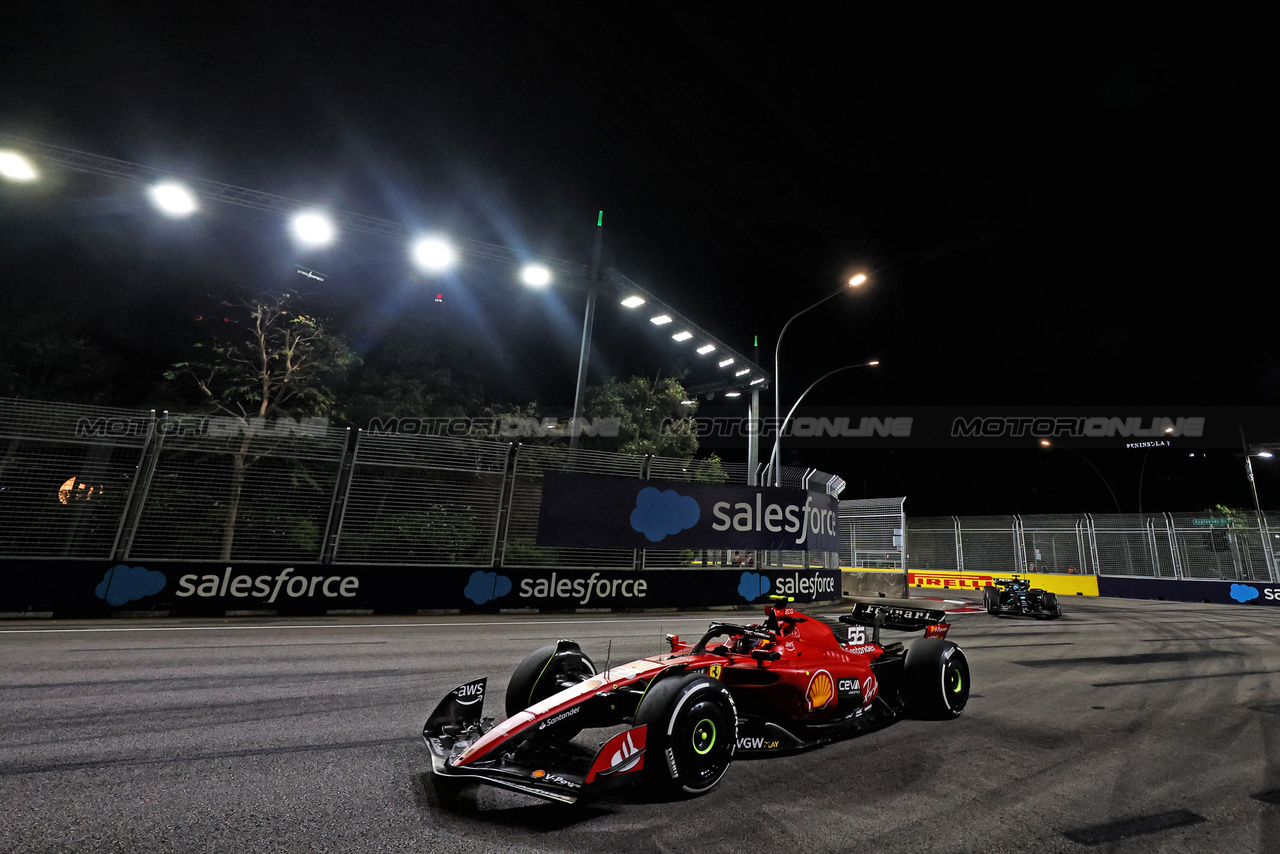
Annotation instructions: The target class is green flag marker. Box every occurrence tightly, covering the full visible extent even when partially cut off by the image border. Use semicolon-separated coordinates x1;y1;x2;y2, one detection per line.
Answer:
597;210;603;227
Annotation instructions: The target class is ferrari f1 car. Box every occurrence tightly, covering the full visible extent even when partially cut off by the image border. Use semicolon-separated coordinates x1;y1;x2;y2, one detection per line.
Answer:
422;596;969;804
983;576;1061;619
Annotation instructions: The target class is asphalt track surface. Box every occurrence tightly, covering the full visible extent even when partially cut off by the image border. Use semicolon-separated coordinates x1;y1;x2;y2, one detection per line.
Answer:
3;594;1280;853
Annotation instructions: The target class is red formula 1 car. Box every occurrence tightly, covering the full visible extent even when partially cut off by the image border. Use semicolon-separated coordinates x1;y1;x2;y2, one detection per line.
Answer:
423;597;969;804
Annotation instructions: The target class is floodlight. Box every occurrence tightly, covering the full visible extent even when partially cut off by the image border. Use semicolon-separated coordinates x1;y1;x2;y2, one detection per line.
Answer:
672;331;693;342
848;273;867;287
411;236;456;272
521;264;552;287
290;210;336;247
718;358;735;367
0;150;37;182
750;377;766;385
724;391;742;398
620;296;645;308
734;368;750;377
696;344;716;354
147;181;198;217
650;314;673;325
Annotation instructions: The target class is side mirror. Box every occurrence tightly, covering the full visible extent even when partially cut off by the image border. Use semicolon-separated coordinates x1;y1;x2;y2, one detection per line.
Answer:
751;649;781;664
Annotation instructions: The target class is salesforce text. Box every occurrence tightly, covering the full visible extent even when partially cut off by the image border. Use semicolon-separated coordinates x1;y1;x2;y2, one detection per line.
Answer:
519;572;648;605
175;567;358;603
710;493;837;546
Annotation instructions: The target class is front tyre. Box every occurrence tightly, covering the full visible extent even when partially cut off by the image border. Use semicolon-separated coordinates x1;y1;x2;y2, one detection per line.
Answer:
903;638;970;719
983;586;1000;615
505;642;596;718
634;674;737;798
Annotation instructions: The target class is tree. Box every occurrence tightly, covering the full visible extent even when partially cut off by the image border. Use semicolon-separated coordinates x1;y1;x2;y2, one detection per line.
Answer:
581;374;699;458
165;291;359;558
336;326;488;427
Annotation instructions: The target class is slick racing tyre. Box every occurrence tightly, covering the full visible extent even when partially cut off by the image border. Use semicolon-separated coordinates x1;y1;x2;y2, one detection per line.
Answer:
983;586;1000;615
903;638;970;720
634;673;737;799
505;642;596;725
1041;592;1061;619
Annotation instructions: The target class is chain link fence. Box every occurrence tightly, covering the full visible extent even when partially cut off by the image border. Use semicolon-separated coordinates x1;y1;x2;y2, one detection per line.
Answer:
4;398;1275;582
904;512;1277;582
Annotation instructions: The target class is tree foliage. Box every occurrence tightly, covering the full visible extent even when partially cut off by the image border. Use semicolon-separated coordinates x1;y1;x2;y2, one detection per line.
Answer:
581;374;699;458
164;291;359;419
163;291;358;559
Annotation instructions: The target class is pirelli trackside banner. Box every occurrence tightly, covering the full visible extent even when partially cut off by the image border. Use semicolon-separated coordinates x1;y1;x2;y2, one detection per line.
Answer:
537;472;840;552
684;405;1280;449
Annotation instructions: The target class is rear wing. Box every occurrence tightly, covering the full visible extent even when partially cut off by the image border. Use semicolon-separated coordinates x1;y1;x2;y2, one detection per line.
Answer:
839;597;951;642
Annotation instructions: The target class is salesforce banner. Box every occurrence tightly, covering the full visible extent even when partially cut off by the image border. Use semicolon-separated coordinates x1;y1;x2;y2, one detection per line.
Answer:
536;473;840;552
0;560;840;617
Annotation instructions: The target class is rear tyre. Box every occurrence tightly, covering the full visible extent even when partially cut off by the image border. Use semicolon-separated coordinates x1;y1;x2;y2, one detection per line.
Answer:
505;643;596;724
634;674;737;798
903;638;970;719
983;586;1000;615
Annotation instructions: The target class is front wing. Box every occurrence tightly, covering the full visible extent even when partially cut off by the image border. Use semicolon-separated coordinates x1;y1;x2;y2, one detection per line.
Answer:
423;678;648;804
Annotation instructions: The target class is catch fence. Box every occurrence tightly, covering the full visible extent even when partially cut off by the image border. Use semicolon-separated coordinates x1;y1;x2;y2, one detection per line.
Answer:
4;398;1274;583
905;513;1278;582
0;398;841;570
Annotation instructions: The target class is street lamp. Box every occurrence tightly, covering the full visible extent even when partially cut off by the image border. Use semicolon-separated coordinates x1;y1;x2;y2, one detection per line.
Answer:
772;273;867;486
1136;426;1176;520
1243;439;1277;581
764;361;880;488
1039;440;1122;513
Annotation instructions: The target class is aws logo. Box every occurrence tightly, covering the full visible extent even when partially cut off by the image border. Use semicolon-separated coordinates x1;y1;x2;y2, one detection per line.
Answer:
452;680;485;706
806;670;836;710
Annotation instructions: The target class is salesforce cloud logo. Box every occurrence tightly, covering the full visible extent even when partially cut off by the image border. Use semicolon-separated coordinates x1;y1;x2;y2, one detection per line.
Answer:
738;571;771;601
1230;583;1260;603
95;564;166;606
465;570;512;605
630;487;700;543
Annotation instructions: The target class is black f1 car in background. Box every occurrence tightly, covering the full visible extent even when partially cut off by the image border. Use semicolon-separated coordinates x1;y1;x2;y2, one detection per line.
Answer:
983;576;1061;619
423;596;970;805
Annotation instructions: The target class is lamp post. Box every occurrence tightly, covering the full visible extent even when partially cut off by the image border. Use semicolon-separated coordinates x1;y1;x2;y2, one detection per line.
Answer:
772;273;867;486
764;361;880;487
1242;434;1277;581
1136;426;1176;520
1039;440;1122;514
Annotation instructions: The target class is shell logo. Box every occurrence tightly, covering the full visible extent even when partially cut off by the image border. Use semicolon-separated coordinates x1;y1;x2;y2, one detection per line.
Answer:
806;670;836;710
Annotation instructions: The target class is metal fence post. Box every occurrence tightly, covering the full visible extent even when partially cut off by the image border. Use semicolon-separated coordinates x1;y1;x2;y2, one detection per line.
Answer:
118;412;166;561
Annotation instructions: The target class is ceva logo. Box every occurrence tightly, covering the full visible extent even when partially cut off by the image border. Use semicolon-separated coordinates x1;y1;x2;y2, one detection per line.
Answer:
464;570;512;605
1230;584;1260;603
95;565;166;606
629;486;700;543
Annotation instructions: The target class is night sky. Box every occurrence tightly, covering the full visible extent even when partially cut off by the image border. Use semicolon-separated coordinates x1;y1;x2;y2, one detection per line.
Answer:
1;4;1272;515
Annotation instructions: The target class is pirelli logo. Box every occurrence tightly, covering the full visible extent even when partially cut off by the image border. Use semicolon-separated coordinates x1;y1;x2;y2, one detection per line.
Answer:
908;571;994;590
